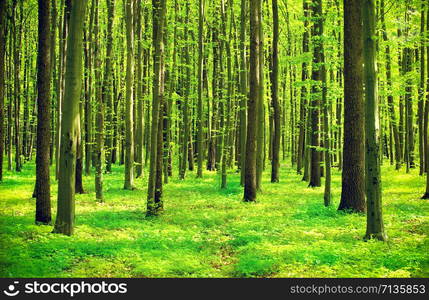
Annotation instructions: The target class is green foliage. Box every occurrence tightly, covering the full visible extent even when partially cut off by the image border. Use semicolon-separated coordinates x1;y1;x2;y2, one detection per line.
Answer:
0;161;428;278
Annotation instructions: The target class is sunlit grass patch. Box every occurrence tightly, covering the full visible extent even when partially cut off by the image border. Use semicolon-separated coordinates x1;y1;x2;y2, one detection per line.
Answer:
0;160;428;278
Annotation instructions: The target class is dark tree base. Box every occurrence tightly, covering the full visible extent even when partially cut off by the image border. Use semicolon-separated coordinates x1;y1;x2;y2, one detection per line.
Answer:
421;193;429;199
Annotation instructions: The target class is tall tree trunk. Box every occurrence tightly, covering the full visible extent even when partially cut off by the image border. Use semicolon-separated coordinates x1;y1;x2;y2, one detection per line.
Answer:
53;0;87;236
147;0;166;216
124;0;135;190
308;0;322;188
180;1;191;180
196;0;205;178
239;0;247;186
380;0;401;170
403;9;414;172
13;1;22;172
338;0;365;212
50;0;57;165
244;0;261;202
418;5;425;175
84;0;95;176
0;0;6;181
135;0;144;178
255;0;264;191
270;0;280;183
297;0;309;176
35;0;52;224
363;0;387;241
422;7;429;199
94;0;105;201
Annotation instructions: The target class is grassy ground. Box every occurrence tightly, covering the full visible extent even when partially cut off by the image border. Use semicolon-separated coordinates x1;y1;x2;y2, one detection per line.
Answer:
0;160;428;278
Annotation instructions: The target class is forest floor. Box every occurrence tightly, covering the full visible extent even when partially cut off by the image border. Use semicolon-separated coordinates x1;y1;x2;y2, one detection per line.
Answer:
0;161;428;278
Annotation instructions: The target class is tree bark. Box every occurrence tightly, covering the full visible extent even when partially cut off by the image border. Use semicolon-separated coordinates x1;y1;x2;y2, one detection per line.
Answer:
196;0;205;178
363;0;387;241
53;0;87;236
147;0;166;216
244;0;261;202
0;0;6;182
124;0;135;190
308;0;322;188
35;0;52;224
270;0;280;183
338;0;365;212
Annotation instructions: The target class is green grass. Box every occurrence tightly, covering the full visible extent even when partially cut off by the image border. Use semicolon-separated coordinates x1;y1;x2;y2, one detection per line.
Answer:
0;160;428;278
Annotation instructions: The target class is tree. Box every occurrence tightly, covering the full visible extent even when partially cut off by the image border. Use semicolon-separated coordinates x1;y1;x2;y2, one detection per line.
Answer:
238;0;247;186
380;0;401;170
196;0;205;179
297;0;309;177
363;0;386;241
244;0;261;202
124;0;135;190
147;0;167;216
35;0;52;224
418;3;425;175
94;0;104;201
0;0;6;182
270;0;280;183
135;0;144;178
308;0;323;188
255;0;264;192
338;0;365;212
422;6;429;199
12;0;22;173
180;1;191;180
53;0;87;236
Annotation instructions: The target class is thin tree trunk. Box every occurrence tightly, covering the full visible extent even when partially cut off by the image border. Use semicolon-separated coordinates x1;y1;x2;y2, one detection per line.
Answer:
136;0;144;178
363;0;387;241
124;0;135;190
147;0;166;216
196;0;205;178
35;0;52;224
418;5;425;175
308;0;322;188
270;0;280;183
244;0;261;202
0;0;6;181
422;8;429;199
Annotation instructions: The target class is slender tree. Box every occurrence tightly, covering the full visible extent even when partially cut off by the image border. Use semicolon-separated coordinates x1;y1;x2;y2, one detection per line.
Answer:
53;0;87;236
0;0;6;182
196;0;205;178
380;0;401;170
35;0;52;224
308;0;323;188
244;0;261;202
136;0;144;178
363;0;386;241
147;0;167;216
239;0;247;186
94;0;104;201
422;6;429;199
124;0;135;190
270;0;280;183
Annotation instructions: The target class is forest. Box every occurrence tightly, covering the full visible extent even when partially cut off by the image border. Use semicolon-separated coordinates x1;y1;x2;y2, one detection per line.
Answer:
0;0;428;278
